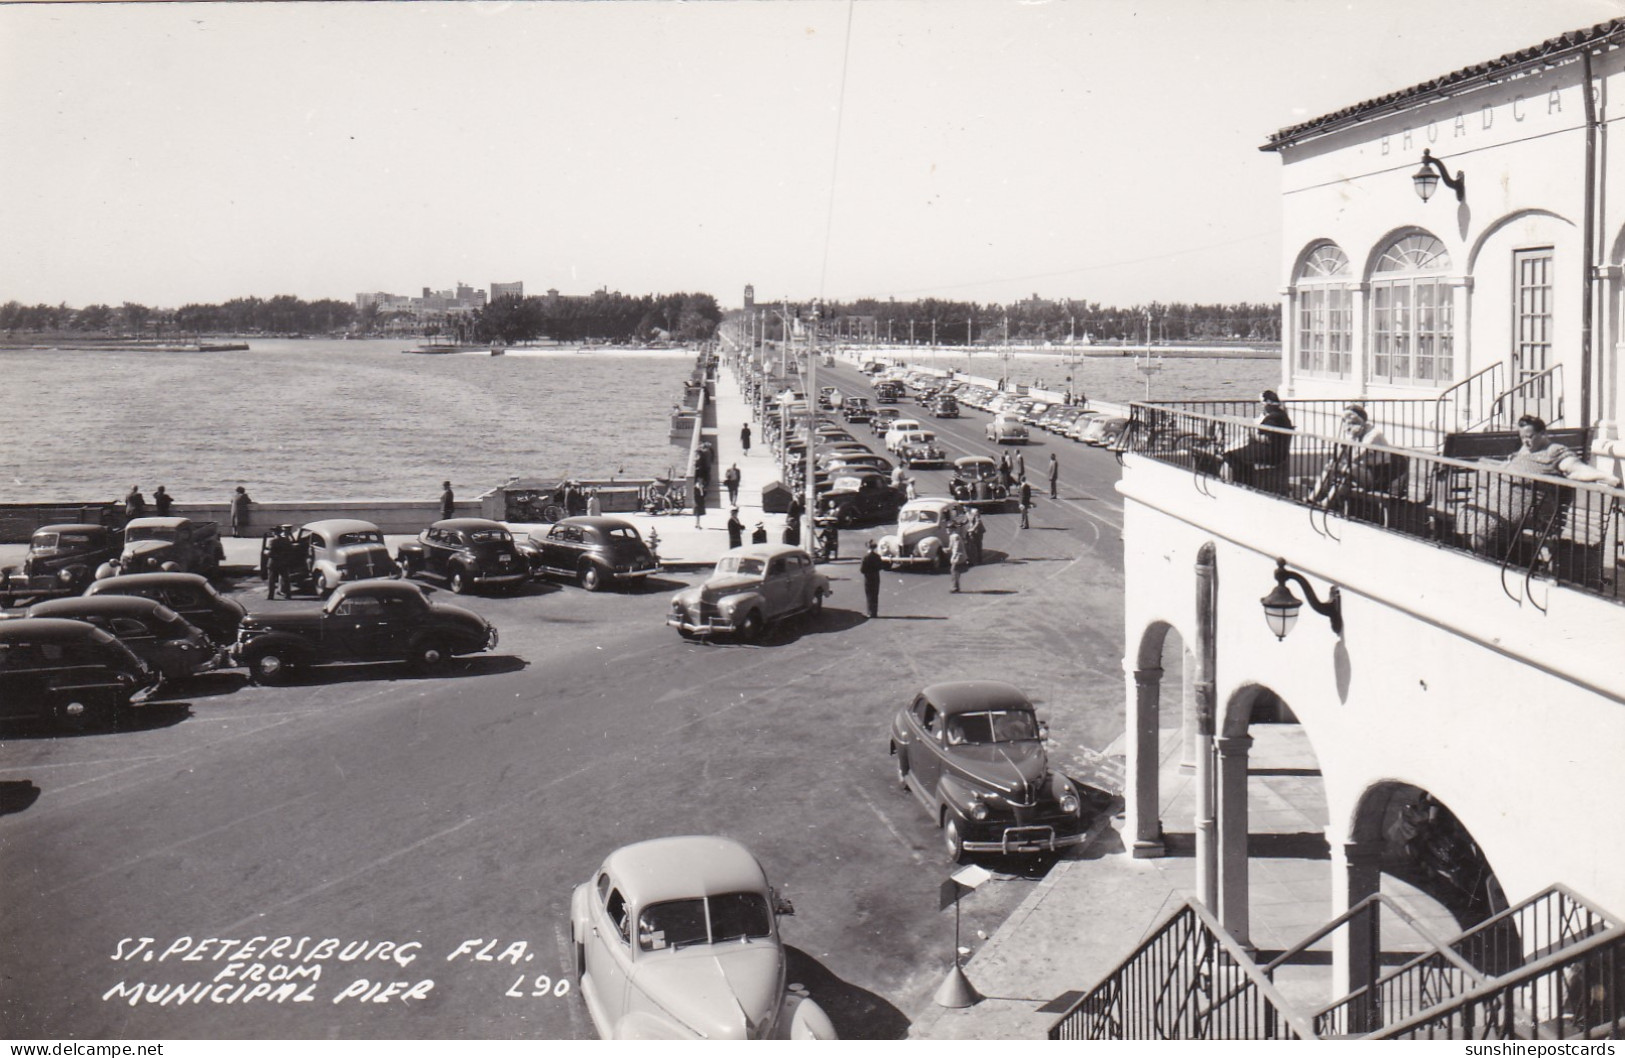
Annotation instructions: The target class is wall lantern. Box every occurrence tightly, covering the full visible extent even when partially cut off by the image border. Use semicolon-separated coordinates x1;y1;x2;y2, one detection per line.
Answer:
1260;558;1343;641
1412;149;1466;204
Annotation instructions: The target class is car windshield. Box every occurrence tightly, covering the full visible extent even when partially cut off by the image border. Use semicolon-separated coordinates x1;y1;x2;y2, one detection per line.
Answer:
125;526;177;542
637;892;772;952
337;531;384;546
31;532;95;551
899;509;938;527
468;529;512;544
716;556;765;576
945;710;1040;745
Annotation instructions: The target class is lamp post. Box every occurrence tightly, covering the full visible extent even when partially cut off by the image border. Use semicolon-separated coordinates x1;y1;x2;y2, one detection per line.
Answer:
1412;149;1466;204
804;301;821;550
1260;559;1343;640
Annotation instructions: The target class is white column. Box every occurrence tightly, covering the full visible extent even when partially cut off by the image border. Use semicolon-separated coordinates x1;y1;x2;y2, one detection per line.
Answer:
1329;835;1385;1030
1126;662;1166;858
1216;733;1254;949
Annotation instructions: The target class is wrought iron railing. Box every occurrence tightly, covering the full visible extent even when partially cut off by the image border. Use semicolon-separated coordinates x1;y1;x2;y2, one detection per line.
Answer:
1434;361;1506;436
1449;885;1619;979
1375;924;1625;1039
1047;900;1316;1040
1120;404;1625;606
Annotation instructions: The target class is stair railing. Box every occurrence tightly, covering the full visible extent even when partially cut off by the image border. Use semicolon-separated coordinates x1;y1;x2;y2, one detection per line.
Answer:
1434;362;1505;438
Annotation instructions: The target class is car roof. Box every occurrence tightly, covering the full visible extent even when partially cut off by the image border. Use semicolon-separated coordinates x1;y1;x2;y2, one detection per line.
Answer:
901;496;958;511
88;572;210;591
33;523;108;535
331;580;431;602
725;543;809;560
303;518;383;536
431;518;509;531
0;617;117;643
553;516;637;532
602;836;769;906
955;456;995;466
920;680;1034;715
28;595;172;620
125;516;190;528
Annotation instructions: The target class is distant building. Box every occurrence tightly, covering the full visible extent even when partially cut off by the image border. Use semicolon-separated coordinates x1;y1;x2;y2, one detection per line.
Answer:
491;281;524;301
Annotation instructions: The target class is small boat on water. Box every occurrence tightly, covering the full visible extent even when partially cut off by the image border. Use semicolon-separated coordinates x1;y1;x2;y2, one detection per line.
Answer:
490;347;505;356
402;339;480;355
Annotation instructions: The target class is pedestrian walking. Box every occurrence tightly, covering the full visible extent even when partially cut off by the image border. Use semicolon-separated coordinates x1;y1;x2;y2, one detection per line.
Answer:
998;453;1012;487
1015;451;1026;482
440;480;455;520
153;485;174;517
266;525;297;600
727;508;744;549
693;478;707;528
724;463;741;507
783;496;803;546
586;488;602;518
230;485;253;537
948;530;969;593
124;485;147;523
966;506;985;565
1019;478;1032;529
740;422;752;456
1047;453;1059;500
860;539;883;618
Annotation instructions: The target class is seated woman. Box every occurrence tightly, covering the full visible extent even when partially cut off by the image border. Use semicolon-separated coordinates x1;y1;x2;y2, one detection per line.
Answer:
1453;414;1622;552
1218;390;1294;490
1309;404;1402;505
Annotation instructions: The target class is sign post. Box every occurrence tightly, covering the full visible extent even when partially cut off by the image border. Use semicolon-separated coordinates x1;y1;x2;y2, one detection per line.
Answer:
933;864;990;1008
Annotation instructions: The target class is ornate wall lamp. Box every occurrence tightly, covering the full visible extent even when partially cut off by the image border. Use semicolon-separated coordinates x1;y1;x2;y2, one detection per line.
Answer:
1260;558;1343;641
1412;149;1466;204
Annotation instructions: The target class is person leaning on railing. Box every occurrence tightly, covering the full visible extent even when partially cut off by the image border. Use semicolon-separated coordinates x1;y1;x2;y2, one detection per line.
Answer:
1452;414;1623;552
1308;404;1400;505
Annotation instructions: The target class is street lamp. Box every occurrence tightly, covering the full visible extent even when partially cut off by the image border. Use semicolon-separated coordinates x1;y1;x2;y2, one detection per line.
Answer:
1412;149;1466;204
1260;558;1343;641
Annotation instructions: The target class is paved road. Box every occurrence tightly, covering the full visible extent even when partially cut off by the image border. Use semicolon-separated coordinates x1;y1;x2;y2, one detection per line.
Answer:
0;369;1129;1040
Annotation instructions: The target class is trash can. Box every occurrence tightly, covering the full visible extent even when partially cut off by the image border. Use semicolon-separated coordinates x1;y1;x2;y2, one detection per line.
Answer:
760;480;794;514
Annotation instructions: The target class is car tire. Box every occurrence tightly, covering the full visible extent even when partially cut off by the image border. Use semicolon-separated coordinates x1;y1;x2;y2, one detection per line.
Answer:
409;638;451;674
737;610;764;642
807;591;824;619
579;564;603;592
575;941;586;983
541;503;565;523
248;647;297;686
943;814;967;864
449;569;470;594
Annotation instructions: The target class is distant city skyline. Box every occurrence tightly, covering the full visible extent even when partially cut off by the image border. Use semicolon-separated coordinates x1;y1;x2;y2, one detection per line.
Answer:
2;0;1617;309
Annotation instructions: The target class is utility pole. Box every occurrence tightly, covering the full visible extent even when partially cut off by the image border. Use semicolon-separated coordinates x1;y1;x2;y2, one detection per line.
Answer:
804;300;820;550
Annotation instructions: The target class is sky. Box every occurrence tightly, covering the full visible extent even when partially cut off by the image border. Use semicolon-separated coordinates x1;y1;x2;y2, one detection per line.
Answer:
2;0;1621;311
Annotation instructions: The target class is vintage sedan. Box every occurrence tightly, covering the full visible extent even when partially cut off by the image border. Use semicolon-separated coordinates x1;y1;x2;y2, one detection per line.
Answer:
882;418;925;453
813;471;906;528
890;680;1112;861
873;380;905;404
869;407;902;436
0;617;161;729
570;836;836;1040
120;517;225;576
396;518;529;594
25;595;225;681
230;579;498;684
303;518;400;596
521;516;659;591
930;395;960;419
985;414;1030;445
668;544;829;640
877;497;967;570
0;523;123;607
895;429;947;469
86;572;248;645
949;457;1014;509
840;396;873;423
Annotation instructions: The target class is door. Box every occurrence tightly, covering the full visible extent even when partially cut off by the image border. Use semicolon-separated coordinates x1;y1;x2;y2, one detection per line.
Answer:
583;878;634;1033
324;595;409;659
905;696;945;795
543;525;585;577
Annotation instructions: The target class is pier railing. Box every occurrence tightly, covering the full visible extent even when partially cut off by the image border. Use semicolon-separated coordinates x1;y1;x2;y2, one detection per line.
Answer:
1121;403;1625;607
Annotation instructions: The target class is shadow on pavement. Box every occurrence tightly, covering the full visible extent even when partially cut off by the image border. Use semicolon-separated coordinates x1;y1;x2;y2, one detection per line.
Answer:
152;671;250;702
0;780;42;815
785;945;910;1040
0;701;194;740
266;654;530;688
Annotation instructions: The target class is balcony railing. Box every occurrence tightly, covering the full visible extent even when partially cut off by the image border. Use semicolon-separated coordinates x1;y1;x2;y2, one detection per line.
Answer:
1047;899;1316;1040
1121;403;1625;607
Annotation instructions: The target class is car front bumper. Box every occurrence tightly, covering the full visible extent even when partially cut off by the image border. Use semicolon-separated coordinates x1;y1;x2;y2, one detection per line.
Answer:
667;613;735;636
962;823;1088;855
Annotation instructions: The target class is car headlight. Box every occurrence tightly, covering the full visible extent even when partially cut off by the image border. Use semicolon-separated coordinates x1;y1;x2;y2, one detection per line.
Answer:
1059;781;1080;815
58;568;76;584
970;801;989;821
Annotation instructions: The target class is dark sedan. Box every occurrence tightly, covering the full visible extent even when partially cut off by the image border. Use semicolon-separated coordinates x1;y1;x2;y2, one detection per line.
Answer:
0;523;123;607
85;572;247;646
814;471;907;528
889;680;1113;861
521;516;659;591
25;595;225;681
396;518;529;594
0;618;161;729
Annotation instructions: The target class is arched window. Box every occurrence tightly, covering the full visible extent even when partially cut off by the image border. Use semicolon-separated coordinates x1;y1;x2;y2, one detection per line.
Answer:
1295;244;1352;377
1370;234;1454;385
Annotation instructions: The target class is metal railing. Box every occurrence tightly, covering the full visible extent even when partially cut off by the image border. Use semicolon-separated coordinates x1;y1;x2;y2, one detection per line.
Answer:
1047;899;1316;1040
1121;404;1625;606
1450;885;1619;979
1434;361;1505;436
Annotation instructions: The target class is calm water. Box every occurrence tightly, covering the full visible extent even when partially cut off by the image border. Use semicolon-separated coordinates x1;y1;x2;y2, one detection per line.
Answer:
0;339;1280;503
0;340;696;503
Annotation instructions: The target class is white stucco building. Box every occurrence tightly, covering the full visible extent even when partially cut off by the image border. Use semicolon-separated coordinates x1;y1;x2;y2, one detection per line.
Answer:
1110;19;1625;1035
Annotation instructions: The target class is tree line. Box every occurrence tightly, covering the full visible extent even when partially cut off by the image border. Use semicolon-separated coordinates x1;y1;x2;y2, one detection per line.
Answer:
787;297;1279;345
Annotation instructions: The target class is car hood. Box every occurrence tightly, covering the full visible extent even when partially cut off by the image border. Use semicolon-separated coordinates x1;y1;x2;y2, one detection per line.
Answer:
946;741;1050;796
333;542;391;560
690;574;761;598
123;540;176;559
629;944;783;1040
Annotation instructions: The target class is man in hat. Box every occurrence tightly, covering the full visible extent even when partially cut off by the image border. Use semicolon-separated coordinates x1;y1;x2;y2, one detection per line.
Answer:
265;525;298;600
727;508;744;549
440;480;455;520
859;539;884;618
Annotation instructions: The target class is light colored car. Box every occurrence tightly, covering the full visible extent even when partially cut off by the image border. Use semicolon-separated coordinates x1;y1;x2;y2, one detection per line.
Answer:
569;836;837;1039
877;496;967;570
302;518;399;597
667;544;830;640
985;414;1030;444
883;418;924;452
1082;414;1131;447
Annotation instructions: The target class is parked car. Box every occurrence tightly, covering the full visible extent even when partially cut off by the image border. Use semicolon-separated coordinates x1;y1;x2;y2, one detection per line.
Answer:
817;386;838;410
883;418;925;453
230;579;498;685
840;396;873;423
874;380;904;403
1063;411;1104;442
0;617;161;729
948;457;1014;508
877;497;967;570
303;519;400;596
870;408;902;436
521;516;659;591
1082;414;1131;447
85;572;248;645
814;471;907;528
569;835;837;1040
26;595;226;681
0;523;123;607
119;517;225;576
930;395;960;419
667;544;829;640
889;680;1113;861
396;518;529;594
985;415;1030;445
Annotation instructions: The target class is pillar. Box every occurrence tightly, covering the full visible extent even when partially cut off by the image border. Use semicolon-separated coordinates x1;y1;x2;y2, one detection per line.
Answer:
1180;648;1198;770
1329;836;1385;1031
1216;733;1254;949
1194;545;1218;910
1126;662;1165;858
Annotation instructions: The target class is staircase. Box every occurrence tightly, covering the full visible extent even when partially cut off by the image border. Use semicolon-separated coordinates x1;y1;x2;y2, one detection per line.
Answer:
1048;885;1625;1040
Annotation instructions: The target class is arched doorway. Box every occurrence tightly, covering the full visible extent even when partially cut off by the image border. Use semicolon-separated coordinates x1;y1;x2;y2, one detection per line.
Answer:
1125;619;1192;859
